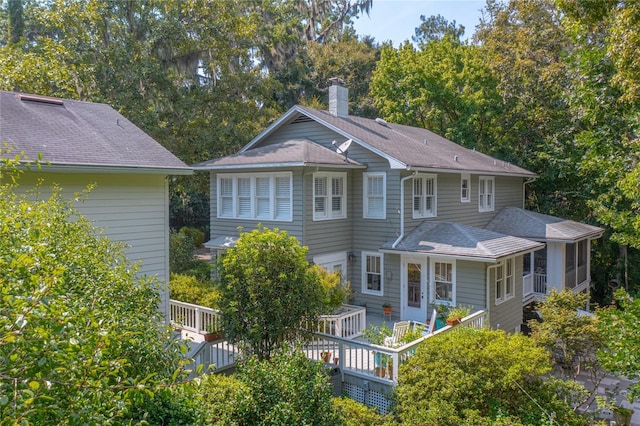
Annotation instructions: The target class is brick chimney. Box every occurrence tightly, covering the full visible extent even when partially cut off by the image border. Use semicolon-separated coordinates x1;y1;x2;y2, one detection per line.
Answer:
328;78;348;117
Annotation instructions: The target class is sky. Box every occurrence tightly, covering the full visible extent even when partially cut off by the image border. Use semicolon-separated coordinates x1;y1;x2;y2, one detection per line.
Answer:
352;0;487;46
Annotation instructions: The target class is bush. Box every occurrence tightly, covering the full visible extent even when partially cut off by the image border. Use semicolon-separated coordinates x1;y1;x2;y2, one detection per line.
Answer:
180;226;205;248
170;273;220;308
333;396;392;425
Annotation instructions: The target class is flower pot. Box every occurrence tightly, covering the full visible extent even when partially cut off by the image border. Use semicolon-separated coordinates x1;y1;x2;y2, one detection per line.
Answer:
383;306;392;315
321;351;332;363
203;331;223;342
446;318;461;326
375;366;386;378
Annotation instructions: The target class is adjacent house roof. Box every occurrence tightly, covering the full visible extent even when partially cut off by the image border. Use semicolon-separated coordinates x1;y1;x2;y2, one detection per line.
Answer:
193;139;365;170
235;105;536;177
381;221;544;261
0;91;191;174
485;207;604;242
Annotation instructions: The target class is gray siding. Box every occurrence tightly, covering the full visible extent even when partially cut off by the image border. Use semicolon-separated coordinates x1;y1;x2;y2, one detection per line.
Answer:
456;260;487;310
489;256;525;332
17;172;171;317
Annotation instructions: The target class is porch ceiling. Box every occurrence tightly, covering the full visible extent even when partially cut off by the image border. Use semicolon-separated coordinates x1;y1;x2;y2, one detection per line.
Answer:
381;221;544;261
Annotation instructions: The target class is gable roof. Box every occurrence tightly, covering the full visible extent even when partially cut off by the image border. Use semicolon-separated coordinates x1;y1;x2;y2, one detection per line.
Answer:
238;105;536;177
485;207;604;242
381;221;544;261
193;139;365;170
0;91;191;174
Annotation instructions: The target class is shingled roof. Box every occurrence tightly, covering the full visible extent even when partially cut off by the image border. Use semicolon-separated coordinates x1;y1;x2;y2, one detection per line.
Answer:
485;207;603;242
236;105;536;177
0;91;191;174
382;221;544;261
193;139;365;170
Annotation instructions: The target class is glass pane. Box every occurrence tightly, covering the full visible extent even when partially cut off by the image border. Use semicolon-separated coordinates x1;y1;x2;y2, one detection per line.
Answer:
220;178;233;196
275;177;290;196
368;176;383;195
238;178;250;196
255;177;270;196
408;263;421;308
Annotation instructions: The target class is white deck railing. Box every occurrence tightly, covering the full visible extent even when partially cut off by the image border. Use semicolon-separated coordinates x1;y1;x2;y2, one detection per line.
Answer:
169;299;221;334
533;273;547;294
305;304;367;339
306;310;487;383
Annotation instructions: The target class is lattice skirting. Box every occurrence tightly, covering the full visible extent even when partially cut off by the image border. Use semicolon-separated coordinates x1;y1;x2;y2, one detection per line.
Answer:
342;382;392;414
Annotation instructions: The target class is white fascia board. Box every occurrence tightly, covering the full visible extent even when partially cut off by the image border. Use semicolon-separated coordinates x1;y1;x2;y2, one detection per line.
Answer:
193;161;366;171
23;163;193;175
378;248;497;263
410;166;537;179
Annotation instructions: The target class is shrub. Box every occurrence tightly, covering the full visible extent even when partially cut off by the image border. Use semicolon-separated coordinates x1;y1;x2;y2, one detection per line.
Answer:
180;226;205;248
170;273;220;308
333;396;392;425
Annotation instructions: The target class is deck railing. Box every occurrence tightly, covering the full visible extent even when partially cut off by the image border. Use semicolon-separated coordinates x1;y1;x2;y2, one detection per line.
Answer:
169;299;221;334
533;273;547;294
304;304;367;339
307;310;487;383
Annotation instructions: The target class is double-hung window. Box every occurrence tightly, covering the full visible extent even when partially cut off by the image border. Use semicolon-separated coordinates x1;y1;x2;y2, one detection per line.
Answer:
313;172;346;220
217;172;292;221
478;176;494;212
496;258;514;304
461;173;470;203
363;172;386;219
432;260;454;304
362;252;383;295
413;174;437;218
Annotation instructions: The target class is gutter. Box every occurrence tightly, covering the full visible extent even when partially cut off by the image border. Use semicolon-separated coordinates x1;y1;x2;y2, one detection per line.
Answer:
392;171;418;248
522;176;538;208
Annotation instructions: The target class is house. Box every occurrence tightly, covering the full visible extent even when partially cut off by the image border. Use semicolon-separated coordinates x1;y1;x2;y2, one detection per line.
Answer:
193;81;602;332
0;91;192;319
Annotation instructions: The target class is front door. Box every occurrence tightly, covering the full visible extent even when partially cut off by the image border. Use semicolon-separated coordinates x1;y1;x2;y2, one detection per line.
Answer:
402;256;428;322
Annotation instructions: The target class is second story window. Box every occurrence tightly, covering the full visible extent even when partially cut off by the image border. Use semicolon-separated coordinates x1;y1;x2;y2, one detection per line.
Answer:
461;173;470;203
217;172;292;221
413;174;437;218
313;172;346;220
478;176;494;212
363;172;386;219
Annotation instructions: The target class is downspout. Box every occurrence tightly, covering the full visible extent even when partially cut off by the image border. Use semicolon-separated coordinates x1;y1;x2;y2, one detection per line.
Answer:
392;171;418;248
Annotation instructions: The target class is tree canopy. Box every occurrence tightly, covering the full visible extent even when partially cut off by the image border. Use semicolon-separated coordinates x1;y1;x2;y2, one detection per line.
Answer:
0;160;186;424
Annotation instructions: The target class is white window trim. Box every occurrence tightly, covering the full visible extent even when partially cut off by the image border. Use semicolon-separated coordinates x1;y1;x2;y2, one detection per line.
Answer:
460;173;470;203
362;251;384;295
495;257;515;305
430;258;456;306
216;172;293;221
412;173;438;219
478;176;495;212
363;172;386;219
313;172;347;221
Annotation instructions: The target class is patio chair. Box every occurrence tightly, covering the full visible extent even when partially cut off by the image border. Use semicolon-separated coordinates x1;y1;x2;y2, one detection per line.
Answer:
384;321;411;347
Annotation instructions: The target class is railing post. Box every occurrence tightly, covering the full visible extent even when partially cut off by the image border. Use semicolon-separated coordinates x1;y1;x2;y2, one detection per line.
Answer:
195;306;201;334
335;317;343;338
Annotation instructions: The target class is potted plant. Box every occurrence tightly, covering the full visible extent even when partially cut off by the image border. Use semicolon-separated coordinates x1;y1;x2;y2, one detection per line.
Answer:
446;305;471;326
320;351;332;363
382;302;392;316
203;320;223;342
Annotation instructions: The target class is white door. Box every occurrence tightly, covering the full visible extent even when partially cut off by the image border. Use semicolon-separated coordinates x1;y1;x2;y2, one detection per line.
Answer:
402;256;428;322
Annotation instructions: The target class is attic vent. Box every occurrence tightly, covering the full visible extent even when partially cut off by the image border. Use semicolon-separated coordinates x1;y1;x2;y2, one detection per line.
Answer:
290;115;313;125
375;117;389;127
18;94;64;106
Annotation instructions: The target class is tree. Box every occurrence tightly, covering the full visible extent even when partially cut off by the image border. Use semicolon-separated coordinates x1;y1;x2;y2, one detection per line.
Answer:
597;290;640;401
395;327;588;425
218;226;325;360
0;161;186;423
412;14;465;45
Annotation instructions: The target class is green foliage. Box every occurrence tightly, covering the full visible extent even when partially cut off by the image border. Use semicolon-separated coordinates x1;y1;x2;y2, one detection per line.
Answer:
198;345;342;425
218;226;326;360
169;229;211;281
395;327;587;425
529;290;603;380
363;322;393;346
180;226;205;248
0;169;186;423
314;265;351;311
169;273;220;309
597;289;640;400
332;396;393;425
124;383;207;426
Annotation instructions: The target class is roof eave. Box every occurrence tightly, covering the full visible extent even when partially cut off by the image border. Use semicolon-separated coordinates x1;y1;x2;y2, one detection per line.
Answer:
409;166;537;178
193;161;367;171
21;162;193;175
